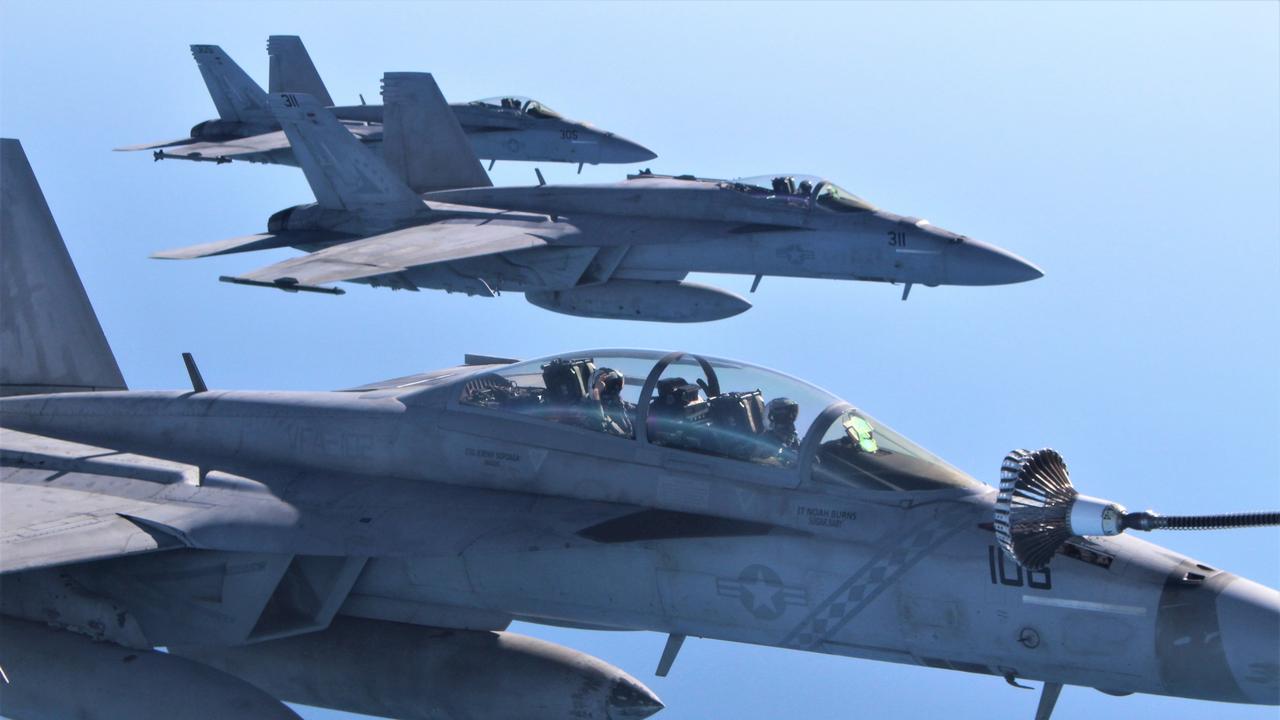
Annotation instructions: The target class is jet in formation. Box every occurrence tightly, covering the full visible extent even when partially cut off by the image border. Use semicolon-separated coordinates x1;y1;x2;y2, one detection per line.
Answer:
118;36;654;170
2;138;1276;720
154;73;1043;322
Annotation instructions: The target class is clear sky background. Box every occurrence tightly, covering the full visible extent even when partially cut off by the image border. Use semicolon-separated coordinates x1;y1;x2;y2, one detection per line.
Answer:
2;2;1277;719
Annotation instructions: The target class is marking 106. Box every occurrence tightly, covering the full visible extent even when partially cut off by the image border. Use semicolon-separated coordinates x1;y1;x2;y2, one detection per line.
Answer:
988;546;1051;590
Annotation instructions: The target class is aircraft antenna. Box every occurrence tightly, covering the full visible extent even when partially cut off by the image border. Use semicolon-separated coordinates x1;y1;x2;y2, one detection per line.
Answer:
993;448;1280;570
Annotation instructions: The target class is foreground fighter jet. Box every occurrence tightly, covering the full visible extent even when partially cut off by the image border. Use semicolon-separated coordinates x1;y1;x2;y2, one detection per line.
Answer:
156;73;1042;322
3;139;1277;720
117;38;654;170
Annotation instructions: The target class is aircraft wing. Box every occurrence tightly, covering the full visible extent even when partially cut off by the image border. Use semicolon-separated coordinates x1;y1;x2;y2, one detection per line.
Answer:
115;125;381;163
221;220;549;291
0;433;199;574
114;137;212;152
1;428;648;576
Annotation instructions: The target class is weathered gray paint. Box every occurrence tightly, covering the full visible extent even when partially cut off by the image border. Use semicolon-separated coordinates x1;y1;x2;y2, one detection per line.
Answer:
2;137;1276;719
159;74;1042;321
118;41;654;167
0;139;125;396
0;616;302;720
174;617;664;720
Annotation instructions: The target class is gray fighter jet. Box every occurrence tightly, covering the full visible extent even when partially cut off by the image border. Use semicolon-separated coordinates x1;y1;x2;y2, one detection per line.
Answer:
2;138;1277;720
117;38;654;170
154;73;1042;322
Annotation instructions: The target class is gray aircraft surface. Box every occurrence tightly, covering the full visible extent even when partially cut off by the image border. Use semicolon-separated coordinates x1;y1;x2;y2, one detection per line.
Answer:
117;37;654;170
154;73;1043;322
2;138;1277;720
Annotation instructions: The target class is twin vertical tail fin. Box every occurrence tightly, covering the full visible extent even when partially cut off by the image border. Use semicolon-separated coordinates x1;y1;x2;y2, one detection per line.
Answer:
0;139;126;396
380;72;492;193
267;35;334;106
191;44;273;124
268;92;422;216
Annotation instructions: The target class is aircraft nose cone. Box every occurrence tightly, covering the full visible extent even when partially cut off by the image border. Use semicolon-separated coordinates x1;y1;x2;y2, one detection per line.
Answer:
1217;576;1280;705
606;134;658;163
1156;567;1280;705
944;238;1044;286
607;676;665;718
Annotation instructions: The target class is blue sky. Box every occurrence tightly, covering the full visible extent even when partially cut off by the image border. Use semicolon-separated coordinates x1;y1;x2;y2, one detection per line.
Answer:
2;2;1277;719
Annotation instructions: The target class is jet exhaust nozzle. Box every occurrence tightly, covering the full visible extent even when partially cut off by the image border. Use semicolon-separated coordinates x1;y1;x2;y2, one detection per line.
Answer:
993;448;1280;570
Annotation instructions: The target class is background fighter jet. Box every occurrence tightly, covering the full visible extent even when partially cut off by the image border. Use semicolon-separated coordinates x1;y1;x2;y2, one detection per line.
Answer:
155;73;1042;322
2;138;1276;720
117;37;655;170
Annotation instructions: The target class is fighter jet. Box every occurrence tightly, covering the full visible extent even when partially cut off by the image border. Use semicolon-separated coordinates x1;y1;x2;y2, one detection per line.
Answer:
154;73;1043;322
117;37;655;170
2;138;1277;720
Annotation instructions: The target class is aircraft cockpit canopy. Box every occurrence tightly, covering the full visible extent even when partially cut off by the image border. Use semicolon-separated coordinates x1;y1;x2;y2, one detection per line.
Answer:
729;175;877;213
470;96;564;120
458;350;980;493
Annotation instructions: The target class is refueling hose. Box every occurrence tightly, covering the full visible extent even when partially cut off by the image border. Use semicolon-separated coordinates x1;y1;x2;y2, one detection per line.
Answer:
1122;511;1280;532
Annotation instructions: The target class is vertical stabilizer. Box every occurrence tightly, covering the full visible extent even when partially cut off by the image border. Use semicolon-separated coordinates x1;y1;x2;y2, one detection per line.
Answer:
268;93;422;216
191;44;273;124
381;72;493;193
267;35;335;107
0;140;126;396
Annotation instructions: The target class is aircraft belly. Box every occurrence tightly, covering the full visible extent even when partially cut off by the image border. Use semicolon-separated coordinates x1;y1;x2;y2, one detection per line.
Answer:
465;546;666;627
886;526;1169;693
466;130;600;164
340;503;1177;698
399;245;598;294
616;233;899;282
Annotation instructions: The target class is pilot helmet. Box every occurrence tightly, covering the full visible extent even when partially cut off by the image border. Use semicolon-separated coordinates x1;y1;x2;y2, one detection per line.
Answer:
767;397;799;426
589;367;625;400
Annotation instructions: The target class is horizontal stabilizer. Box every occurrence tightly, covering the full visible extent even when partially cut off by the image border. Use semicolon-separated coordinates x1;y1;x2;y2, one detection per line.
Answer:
269;92;421;216
151;230;348;260
222;221;547;290
1;139;126;396
381;72;492;193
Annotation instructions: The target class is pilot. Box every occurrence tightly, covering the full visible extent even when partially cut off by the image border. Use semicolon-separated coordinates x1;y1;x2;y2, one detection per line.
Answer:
797;179;814;195
764;397;801;465
584;367;634;438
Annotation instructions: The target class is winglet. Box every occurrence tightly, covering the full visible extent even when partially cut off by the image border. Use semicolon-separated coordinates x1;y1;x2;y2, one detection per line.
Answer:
380;72;493;193
267;92;421;216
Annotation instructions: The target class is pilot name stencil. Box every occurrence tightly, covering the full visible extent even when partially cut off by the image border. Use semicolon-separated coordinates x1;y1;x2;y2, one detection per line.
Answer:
465;446;522;467
716;564;808;621
796;505;856;528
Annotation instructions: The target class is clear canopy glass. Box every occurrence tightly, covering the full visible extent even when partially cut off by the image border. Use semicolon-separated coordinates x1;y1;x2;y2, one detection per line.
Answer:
469;96;563;119
810;409;978;491
458;350;979;493
728;175;876;212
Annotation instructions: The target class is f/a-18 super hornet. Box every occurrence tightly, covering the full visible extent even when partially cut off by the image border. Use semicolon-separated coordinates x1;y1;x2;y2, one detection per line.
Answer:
117;37;654;170
155;73;1043;322
3;138;1278;720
